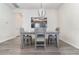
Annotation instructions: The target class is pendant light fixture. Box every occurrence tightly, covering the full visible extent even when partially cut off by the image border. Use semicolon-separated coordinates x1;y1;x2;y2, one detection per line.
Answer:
38;3;46;17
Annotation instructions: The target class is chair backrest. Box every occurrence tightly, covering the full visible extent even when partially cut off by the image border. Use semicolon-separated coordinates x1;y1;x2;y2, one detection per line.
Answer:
35;28;46;34
48;34;56;39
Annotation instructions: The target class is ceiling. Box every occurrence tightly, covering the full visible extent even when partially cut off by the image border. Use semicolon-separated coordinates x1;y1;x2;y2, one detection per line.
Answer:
8;3;62;9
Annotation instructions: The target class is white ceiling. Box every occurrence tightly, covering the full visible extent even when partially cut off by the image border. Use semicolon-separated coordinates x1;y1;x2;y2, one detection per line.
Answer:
9;3;62;9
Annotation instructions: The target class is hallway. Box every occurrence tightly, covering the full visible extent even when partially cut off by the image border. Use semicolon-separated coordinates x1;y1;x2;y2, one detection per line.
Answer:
0;37;79;55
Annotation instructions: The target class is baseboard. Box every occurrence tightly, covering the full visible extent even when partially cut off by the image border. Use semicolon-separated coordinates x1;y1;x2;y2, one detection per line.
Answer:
0;34;19;43
60;39;79;49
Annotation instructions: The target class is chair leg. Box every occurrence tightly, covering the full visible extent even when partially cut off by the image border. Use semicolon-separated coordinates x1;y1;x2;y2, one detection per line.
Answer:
55;38;58;48
30;37;32;45
48;38;49;45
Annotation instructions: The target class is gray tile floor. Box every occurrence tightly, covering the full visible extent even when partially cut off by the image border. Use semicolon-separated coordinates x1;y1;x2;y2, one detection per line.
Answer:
0;37;79;55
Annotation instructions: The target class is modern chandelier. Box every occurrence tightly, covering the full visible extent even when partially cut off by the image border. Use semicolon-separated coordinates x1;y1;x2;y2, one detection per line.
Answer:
38;3;46;17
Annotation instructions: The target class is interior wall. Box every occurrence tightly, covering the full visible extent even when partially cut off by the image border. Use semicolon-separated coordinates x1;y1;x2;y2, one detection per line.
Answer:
17;9;58;32
58;3;79;49
15;13;23;35
0;4;17;43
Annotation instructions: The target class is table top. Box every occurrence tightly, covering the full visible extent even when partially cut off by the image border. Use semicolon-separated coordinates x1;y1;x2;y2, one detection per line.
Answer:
21;31;59;35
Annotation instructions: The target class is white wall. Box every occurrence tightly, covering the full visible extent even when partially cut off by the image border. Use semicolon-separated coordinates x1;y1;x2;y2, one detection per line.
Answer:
17;9;58;32
0;4;17;43
58;3;79;49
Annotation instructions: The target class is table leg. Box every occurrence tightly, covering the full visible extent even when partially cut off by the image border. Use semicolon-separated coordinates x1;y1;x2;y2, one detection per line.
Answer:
56;34;59;48
20;35;25;49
